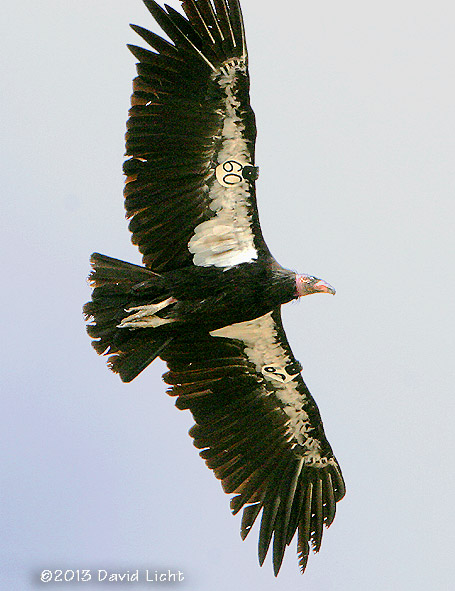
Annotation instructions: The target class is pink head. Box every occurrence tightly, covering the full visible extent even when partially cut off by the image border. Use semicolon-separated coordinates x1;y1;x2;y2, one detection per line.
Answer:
295;274;336;297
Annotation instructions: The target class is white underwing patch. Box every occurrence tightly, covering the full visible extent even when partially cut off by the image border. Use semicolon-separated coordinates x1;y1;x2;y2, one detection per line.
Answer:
188;58;257;269
210;312;326;465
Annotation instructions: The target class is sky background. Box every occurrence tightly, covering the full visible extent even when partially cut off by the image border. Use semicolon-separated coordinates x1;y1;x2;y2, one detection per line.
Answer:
2;0;454;589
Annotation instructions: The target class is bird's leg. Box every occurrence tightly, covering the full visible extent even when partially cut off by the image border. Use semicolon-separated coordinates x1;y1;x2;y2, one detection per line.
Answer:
117;297;177;329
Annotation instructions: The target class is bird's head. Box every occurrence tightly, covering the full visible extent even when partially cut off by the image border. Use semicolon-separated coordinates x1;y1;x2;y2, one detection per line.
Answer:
295;274;336;297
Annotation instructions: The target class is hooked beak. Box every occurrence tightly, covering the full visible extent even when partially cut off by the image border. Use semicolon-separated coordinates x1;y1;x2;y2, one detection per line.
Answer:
313;279;336;295
296;274;336;297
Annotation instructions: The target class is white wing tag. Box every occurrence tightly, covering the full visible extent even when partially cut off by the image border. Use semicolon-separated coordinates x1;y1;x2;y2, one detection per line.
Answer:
215;160;259;187
216;160;245;187
261;364;299;383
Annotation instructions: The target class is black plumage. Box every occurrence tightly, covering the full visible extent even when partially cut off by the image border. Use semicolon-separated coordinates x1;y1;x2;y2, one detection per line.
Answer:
84;0;344;576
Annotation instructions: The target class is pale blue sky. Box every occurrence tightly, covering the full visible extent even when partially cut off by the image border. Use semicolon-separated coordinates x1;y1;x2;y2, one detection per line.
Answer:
2;1;454;589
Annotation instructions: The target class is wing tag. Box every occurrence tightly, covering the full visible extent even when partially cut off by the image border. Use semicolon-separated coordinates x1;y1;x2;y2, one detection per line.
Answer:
261;364;299;383
215;160;259;187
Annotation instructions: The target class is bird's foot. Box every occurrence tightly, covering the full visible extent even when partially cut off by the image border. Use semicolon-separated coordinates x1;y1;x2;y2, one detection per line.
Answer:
117;297;177;329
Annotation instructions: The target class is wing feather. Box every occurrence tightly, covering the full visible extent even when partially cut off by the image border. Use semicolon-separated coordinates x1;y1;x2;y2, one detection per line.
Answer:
129;23;181;57
272;457;305;573
212;0;236;48
297;482;313;572
258;471;287;566
160;309;344;574
240;501;263;540
182;0;224;47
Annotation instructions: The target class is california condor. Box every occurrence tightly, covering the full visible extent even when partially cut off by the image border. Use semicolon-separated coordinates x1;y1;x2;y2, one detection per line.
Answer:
84;0;345;575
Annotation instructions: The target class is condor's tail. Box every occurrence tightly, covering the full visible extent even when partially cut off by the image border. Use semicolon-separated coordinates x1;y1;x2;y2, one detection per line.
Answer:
83;253;173;382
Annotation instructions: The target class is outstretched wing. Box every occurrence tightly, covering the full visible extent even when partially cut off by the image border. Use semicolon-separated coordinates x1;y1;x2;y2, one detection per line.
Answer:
125;0;268;272
160;309;345;575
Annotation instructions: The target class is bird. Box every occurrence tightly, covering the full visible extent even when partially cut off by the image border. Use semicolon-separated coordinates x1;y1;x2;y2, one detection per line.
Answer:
83;0;345;576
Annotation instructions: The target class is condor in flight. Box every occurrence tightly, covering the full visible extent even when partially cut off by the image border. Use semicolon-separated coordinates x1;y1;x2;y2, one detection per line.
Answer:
84;0;345;576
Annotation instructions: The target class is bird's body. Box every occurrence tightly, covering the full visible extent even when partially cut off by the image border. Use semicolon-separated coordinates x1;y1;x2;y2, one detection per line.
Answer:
84;0;345;575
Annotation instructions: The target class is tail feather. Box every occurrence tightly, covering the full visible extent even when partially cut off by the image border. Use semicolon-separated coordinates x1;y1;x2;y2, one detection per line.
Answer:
87;252;158;285
83;253;173;382
109;335;173;383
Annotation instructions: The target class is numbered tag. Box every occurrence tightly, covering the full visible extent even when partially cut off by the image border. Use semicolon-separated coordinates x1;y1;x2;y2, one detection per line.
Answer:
215;160;245;187
261;364;299;384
